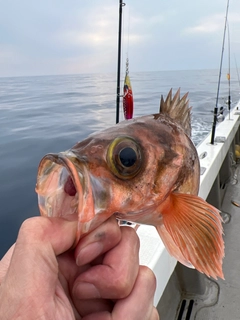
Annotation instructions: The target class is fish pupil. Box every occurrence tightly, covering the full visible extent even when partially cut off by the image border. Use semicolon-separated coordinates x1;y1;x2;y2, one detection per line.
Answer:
119;147;137;167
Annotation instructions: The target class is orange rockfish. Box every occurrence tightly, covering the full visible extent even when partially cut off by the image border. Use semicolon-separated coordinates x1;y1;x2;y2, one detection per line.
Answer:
36;89;224;279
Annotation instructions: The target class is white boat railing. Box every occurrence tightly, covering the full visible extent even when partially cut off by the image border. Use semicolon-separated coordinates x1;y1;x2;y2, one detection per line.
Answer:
137;101;240;306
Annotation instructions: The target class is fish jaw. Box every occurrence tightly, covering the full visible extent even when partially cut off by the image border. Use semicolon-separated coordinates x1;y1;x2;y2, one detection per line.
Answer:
35;151;112;242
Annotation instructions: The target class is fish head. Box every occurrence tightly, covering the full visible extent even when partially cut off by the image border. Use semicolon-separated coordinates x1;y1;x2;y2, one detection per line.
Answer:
36;113;199;241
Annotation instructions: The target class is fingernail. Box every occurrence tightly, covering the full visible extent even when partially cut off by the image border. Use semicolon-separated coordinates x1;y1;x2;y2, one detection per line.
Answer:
74;282;101;299
76;242;103;266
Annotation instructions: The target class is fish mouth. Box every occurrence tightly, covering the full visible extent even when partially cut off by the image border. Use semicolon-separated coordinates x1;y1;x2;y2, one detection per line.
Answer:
35;150;107;238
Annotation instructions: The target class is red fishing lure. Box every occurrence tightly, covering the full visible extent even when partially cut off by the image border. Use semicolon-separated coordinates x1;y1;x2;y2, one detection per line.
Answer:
123;58;133;119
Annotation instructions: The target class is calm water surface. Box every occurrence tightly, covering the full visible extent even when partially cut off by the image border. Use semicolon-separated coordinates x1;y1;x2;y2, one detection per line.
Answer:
0;69;239;257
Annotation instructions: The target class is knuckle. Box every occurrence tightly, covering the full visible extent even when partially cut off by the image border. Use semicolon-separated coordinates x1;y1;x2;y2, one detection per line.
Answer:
112;275;131;297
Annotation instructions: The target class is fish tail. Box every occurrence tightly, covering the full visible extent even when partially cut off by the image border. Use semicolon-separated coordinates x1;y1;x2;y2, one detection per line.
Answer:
156;192;224;279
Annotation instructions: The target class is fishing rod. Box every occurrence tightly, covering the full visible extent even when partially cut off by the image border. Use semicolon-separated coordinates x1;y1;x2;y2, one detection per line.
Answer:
116;0;126;124
227;20;231;120
210;0;230;144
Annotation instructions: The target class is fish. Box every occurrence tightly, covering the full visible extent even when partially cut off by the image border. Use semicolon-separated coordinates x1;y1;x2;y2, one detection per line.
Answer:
35;88;224;279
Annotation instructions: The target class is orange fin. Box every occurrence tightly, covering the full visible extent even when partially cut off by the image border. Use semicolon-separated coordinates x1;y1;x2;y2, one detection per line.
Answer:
156;192;224;279
156;224;195;269
159;88;192;137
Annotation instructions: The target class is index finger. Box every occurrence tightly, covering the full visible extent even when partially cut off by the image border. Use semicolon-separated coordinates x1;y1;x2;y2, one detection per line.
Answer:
72;226;140;301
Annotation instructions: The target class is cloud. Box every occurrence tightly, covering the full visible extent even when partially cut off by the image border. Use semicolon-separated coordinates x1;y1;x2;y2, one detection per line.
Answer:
0;45;17;62
1;0;240;76
56;4;118;49
57;3;162;51
184;12;240;36
184;14;224;34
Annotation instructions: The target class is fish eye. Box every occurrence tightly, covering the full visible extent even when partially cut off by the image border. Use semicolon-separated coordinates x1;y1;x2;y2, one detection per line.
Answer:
119;147;137;167
107;136;142;179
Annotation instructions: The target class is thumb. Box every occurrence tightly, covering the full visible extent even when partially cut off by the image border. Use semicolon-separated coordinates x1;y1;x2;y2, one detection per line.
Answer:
17;216;78;255
1;217;77;291
0;244;15;283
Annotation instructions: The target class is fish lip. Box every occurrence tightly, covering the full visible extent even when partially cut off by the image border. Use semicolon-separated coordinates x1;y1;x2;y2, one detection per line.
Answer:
36;151;90;220
36;151;110;240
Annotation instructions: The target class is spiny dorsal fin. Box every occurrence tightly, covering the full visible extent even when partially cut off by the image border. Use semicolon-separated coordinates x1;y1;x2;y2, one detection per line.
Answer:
159;88;192;137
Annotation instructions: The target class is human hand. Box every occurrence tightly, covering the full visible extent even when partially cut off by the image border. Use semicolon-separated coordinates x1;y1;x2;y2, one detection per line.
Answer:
0;216;159;319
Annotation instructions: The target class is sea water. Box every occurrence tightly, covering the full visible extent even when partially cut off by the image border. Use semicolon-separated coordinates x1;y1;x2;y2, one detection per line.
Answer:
0;69;239;257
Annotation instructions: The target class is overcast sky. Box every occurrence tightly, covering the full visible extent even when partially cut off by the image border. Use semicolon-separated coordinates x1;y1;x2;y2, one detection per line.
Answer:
1;0;240;77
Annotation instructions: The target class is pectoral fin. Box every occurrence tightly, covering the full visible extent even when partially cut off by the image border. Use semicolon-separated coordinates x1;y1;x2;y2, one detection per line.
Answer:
156;224;194;269
156;192;224;279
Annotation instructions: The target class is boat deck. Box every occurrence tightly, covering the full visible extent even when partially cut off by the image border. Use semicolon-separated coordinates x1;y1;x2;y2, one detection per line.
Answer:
194;167;240;319
157;157;240;319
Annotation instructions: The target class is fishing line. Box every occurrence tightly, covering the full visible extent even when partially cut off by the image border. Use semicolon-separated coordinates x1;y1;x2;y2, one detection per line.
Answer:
234;54;240;90
210;0;230;144
122;5;125;77
124;5;131;78
227;20;231;119
116;0;126;124
127;5;131;60
123;5;131;75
